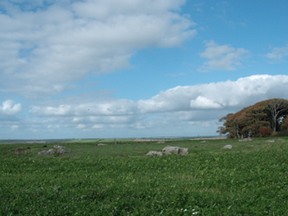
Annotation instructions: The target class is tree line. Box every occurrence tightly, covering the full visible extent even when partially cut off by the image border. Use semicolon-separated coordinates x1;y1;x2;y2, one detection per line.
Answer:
218;98;288;138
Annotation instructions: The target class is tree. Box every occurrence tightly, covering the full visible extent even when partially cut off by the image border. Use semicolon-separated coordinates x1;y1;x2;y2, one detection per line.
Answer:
280;116;288;135
264;99;288;133
218;98;288;138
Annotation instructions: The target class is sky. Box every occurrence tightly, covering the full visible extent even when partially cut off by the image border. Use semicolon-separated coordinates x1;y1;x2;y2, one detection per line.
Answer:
1;0;288;139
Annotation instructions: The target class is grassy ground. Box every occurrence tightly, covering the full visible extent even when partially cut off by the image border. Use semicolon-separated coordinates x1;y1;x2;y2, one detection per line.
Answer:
1;137;288;215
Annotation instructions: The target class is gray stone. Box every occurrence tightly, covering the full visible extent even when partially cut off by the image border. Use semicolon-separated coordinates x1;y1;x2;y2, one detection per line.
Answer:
162;146;189;156
146;151;163;157
223;144;233;150
38;145;66;156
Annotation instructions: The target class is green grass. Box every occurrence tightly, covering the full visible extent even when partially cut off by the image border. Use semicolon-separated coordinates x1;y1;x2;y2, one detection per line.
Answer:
1;137;288;215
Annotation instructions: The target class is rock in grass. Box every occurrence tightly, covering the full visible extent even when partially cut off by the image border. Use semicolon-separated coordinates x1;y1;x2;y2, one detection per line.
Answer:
146;151;163;157
223;144;233;150
266;139;275;143
38;145;66;156
179;147;189;155
97;143;107;146
162;146;188;156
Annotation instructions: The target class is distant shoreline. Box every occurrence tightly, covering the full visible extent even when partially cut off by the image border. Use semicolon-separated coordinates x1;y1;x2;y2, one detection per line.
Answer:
190;136;227;140
0;135;226;144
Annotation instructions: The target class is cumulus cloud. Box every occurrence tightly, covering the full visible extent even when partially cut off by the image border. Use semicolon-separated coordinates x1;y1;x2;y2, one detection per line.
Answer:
138;74;288;113
266;44;288;61
190;96;222;109
199;40;249;71
0;0;195;97
26;74;288;136
0;100;22;115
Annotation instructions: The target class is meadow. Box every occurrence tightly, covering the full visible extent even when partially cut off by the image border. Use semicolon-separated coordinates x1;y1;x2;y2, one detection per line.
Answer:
1;137;288;215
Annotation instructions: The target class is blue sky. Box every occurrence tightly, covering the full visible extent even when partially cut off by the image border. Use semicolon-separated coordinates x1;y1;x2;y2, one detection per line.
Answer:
1;0;288;139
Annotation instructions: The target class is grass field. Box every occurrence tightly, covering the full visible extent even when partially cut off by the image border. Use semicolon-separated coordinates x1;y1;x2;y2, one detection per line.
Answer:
1;137;288;215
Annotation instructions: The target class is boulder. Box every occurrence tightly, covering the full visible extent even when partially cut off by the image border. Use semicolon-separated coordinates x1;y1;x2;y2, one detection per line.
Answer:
162;146;188;156
38;145;66;156
146;151;163;157
178;147;189;156
223;144;233;150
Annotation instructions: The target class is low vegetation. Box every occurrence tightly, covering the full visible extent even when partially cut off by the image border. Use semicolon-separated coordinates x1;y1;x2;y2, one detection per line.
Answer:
1;138;288;215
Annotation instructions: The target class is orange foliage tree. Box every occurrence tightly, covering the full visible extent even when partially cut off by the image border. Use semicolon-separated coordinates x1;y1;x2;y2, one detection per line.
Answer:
218;98;288;138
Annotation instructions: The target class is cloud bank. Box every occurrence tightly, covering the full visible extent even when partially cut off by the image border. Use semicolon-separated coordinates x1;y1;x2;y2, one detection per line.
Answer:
6;74;283;138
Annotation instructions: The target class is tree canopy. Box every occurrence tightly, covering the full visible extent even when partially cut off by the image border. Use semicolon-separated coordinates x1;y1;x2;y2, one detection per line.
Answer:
218;98;288;138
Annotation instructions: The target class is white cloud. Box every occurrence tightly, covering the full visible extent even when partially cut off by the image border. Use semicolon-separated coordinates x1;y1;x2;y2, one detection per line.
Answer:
23;74;288;138
77;124;86;129
139;74;288;113
0;0;195;97
11;124;20;130
92;124;103;129
31;99;137;116
199;40;248;71
266;44;288;61
190;96;222;109
0;100;22;115
32;104;72;116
